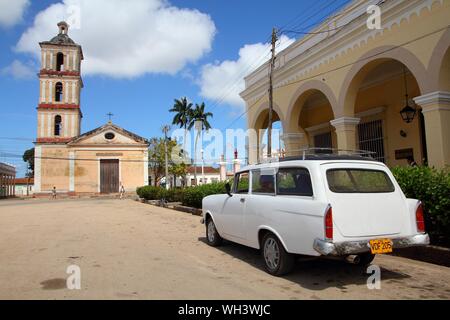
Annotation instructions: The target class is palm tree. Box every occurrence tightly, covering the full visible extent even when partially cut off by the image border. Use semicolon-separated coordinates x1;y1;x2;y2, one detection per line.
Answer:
188;102;213;184
169;97;193;161
188;102;213;131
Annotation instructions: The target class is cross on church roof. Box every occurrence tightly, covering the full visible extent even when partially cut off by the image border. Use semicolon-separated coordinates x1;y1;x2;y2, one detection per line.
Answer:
107;112;114;122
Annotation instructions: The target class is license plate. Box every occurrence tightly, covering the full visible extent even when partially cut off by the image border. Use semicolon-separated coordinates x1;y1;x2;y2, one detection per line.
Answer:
369;239;393;254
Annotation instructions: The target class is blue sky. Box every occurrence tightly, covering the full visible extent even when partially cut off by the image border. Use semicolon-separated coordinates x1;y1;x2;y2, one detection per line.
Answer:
0;0;351;175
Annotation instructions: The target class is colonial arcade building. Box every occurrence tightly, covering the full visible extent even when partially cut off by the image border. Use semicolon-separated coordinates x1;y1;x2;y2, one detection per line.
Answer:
242;0;450;168
34;22;149;195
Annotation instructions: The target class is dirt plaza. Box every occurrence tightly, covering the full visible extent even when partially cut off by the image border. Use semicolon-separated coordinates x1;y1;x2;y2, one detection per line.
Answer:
0;198;449;300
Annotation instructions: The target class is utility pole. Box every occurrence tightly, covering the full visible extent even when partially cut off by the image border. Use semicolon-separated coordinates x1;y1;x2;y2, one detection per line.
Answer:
267;27;277;159
162;125;170;190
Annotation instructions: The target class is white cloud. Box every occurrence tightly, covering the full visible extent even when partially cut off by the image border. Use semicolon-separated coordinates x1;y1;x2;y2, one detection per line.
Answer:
15;0;216;78
1;60;35;79
0;0;29;28
198;35;295;108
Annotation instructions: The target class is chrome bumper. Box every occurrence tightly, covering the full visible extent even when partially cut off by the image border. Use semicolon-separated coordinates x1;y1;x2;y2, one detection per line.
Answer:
313;234;430;256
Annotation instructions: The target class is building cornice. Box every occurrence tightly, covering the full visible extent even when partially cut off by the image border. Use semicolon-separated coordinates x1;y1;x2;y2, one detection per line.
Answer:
40;69;81;77
241;0;444;103
38;103;81;110
35;138;72;144
414;91;450;106
330;116;361;128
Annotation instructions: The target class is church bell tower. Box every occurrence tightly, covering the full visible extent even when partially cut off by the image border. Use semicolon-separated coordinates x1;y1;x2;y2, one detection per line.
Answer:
36;21;83;143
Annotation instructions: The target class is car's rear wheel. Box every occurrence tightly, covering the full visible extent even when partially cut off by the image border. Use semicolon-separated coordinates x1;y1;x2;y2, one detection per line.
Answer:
206;218;223;247
261;233;295;276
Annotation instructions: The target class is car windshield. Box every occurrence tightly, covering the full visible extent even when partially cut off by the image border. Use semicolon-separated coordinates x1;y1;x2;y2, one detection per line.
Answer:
326;169;395;193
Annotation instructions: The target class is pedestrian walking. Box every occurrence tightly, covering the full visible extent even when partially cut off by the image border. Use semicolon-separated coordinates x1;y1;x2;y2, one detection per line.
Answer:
120;184;125;200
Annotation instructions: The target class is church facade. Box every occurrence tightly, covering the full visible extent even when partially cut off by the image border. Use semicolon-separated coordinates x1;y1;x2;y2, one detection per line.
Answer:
34;22;149;195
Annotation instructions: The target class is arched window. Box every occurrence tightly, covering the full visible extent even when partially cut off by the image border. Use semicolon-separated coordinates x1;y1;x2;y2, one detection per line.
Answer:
54;115;62;136
56;52;64;71
55;82;63;102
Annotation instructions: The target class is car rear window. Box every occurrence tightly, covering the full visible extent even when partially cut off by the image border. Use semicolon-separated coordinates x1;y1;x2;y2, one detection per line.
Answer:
277;168;313;197
326;169;395;193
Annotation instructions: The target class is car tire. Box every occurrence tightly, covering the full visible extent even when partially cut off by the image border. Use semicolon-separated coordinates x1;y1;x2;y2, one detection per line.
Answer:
261;233;295;276
357;252;376;266
206;218;223;247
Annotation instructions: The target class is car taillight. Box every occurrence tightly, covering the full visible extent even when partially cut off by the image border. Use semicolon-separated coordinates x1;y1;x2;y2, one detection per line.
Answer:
416;203;425;233
325;206;333;240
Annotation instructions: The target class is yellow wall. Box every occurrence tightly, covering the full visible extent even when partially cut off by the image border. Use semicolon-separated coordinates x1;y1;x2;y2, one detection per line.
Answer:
38;145;147;194
245;0;450;167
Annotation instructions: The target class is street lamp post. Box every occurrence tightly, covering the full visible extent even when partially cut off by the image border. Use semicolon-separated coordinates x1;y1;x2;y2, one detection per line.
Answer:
162;125;171;190
201;149;205;185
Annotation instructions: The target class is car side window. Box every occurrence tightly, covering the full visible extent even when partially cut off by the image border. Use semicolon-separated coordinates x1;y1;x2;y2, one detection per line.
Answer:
252;169;275;194
277;168;313;197
234;172;249;194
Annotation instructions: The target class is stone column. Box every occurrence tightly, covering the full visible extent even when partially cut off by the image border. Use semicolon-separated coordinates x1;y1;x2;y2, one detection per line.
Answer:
281;133;308;157
7;175;10;197
0;174;3;197
233;159;241;174
219;155;227;182
34;146;42;193
414;91;450;168
330;117;361;152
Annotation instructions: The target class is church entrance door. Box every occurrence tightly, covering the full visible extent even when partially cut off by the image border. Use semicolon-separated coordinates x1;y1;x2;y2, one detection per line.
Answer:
100;159;119;194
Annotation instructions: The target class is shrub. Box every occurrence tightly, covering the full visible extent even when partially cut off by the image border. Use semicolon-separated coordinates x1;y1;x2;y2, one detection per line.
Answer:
392;166;450;247
160;187;184;203
136;186;162;200
182;182;227;209
137;186;185;202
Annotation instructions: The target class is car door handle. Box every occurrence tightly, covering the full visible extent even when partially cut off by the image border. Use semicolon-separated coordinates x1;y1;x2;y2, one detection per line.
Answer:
240;198;246;203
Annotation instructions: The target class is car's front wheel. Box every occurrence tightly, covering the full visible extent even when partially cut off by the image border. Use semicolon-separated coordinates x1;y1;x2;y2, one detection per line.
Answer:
261;233;295;276
205;218;223;247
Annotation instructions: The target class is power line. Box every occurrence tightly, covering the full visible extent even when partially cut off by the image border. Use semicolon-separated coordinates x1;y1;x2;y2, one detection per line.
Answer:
284;0;349;33
0;137;34;141
0;154;249;164
221;24;450;129
203;1;352;116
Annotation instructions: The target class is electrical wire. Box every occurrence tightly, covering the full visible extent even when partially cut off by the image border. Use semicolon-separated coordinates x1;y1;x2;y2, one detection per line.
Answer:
220;24;450;129
201;0;352;116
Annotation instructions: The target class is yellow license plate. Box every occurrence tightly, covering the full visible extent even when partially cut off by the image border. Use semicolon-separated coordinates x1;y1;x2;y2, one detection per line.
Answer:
369;239;393;254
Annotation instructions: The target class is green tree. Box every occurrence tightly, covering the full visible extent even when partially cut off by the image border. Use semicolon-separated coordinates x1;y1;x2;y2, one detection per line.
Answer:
148;137;178;187
169;97;193;159
169;162;188;188
22;148;35;177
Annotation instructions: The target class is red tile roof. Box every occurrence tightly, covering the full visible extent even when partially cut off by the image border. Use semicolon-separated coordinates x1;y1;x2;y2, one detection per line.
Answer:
187;166;220;174
14;178;34;185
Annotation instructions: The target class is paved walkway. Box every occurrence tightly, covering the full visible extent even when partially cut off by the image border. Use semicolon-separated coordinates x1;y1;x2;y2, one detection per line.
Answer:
0;198;449;299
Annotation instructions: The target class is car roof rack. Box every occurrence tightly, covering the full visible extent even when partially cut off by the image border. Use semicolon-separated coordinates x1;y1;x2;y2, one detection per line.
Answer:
257;148;378;164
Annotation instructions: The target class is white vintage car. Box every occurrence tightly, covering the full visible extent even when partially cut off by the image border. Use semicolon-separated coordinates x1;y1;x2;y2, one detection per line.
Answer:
201;155;430;276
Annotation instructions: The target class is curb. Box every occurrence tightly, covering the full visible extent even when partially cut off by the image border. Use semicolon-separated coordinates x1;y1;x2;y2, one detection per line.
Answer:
137;198;202;216
390;245;450;268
